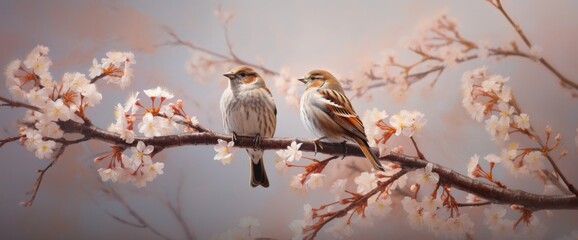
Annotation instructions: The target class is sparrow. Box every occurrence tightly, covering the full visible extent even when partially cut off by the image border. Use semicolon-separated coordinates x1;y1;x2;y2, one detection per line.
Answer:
298;69;385;171
221;66;277;187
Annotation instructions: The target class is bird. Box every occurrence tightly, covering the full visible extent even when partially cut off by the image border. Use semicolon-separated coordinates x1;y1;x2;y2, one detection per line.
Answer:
220;66;277;187
298;69;385;171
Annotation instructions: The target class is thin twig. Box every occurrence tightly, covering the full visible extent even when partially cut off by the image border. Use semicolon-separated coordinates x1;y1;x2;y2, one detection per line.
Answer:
0;136;20;148
509;97;578;197
456;201;492;207
305;170;408;239
160;27;278;76
0;96;42;112
488;0;578;90
410;136;425;160
102;185;172;240
20;144;67;206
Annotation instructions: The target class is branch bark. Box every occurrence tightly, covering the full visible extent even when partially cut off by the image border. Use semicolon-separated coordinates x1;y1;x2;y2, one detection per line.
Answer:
57;120;578;210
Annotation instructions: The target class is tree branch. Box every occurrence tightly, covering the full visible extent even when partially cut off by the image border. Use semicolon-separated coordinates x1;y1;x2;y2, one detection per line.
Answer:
0;96;42;112
489;0;578;90
55;120;578;210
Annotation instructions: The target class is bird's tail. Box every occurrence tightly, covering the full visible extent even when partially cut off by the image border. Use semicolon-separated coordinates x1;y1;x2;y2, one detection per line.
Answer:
353;137;385;171
248;150;270;188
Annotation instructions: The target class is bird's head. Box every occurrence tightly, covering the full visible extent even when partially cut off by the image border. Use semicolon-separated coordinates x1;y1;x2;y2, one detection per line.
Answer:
298;69;343;92
223;66;265;90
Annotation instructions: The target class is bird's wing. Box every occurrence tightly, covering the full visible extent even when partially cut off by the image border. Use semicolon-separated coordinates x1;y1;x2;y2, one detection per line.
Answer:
312;88;367;141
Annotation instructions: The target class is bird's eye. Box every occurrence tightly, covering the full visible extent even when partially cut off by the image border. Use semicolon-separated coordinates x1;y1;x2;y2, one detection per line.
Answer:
239;72;247;77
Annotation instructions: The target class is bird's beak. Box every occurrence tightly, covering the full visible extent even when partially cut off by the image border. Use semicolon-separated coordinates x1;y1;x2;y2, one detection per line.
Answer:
223;73;235;79
298;78;307;84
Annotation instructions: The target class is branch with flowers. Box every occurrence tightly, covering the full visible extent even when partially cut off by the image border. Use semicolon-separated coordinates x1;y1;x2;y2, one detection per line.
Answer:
174;2;578;105
2;4;578;237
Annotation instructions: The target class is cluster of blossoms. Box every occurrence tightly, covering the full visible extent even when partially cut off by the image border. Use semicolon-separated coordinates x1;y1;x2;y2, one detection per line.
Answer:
460;66;557;178
289;163;440;239
96;141;164;187
6;46;131;160
213;216;261;240
460;67;560;236
272;141;328;192
5;46;202;188
98;85;200;187
362;108;426;150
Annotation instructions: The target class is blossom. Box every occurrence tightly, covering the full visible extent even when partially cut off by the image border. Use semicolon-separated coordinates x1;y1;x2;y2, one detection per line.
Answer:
23;45;51;75
79;83;103;107
305;173;325;190
364;107;388;124
88;58;102;78
330;178;348;194
108;104;135;144
445;214;475;238
389;110;427;137
414;163;439;187
144;86;173;99
26;88;49;107
367;197;392;218
289;174;307;194
143;162;165;182
35;119;63;139
437;45;464;67
97;168;121;182
124;91;140;115
45;99;71;122
514;113;530;130
354;172;377;194
34;139;56;159
285;141;303;162
484;154;502;164
524;151;545;171
421;196;442;212
132;141;154;165
289;220;306;240
325;217;353;239
483;205;507;226
214;139;234;165
274;150;288;173
401;197;424;230
138;113;162;137
466;154;480;178
101;51;134;67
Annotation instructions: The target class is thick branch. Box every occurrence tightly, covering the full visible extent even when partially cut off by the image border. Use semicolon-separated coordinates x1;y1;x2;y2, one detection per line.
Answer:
57;120;578;210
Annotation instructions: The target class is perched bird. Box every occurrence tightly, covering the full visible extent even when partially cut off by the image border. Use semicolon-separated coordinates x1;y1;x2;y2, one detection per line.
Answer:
298;69;384;171
221;66;277;187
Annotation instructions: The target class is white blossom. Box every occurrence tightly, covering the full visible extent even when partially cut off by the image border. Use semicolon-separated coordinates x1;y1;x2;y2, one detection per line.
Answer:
305;173;325;190
285;141;303;162
414;163;439;187
213;139;235;165
354;172;377;194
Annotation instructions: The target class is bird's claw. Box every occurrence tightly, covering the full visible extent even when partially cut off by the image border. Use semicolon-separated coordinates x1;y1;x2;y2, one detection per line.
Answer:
253;134;261;150
232;132;239;145
312;137;327;156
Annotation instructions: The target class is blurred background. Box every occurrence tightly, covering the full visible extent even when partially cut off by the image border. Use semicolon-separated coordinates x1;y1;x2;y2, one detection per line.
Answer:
1;0;578;239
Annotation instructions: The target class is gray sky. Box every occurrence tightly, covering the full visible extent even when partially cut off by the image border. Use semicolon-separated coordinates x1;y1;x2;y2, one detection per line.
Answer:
1;0;577;239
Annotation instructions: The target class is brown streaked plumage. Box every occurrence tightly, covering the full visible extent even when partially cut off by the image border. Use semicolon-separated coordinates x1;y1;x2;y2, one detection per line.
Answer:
298;69;384;171
221;66;277;187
